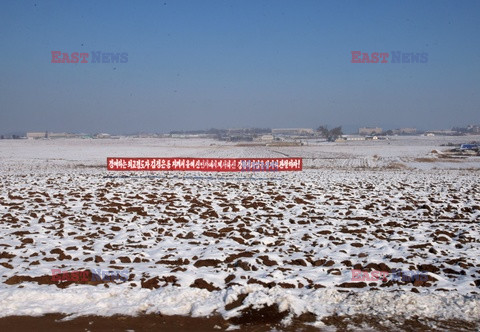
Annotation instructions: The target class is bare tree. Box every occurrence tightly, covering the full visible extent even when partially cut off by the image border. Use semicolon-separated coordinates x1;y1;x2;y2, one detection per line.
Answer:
316;125;329;138
329;126;343;141
316;125;343;141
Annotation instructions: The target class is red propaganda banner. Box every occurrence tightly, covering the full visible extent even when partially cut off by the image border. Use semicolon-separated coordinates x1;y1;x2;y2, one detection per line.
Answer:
107;158;302;172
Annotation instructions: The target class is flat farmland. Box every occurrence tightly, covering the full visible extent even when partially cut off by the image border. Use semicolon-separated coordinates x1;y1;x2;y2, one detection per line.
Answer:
0;137;479;331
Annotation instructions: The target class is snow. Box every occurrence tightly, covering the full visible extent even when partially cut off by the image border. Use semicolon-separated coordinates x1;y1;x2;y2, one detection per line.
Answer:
0;136;479;325
0;285;478;324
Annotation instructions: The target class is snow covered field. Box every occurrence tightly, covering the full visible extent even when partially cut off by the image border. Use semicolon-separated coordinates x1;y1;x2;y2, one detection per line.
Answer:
0;137;479;330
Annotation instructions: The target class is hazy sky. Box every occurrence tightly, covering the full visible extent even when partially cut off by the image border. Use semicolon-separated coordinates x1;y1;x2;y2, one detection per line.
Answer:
1;0;479;134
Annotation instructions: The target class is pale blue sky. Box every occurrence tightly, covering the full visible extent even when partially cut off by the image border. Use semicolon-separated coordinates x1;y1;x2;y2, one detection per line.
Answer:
1;0;479;134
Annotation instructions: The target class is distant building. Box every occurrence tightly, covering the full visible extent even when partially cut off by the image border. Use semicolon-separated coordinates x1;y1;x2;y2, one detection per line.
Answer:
341;135;365;141
460;144;479;151
467;125;480;134
48;132;77;139
27;132;83;139
424;130;458;136
358;127;382;135
26;132;47;139
272;128;314;136
95;133;111;139
260;134;274;141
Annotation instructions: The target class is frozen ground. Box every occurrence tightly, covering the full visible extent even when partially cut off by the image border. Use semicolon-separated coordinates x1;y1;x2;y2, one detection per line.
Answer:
0;136;479;330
